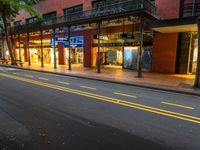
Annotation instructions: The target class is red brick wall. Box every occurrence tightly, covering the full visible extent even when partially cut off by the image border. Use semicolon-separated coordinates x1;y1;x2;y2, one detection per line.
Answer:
156;0;181;19
58;43;66;65
152;33;178;73
15;0;93;22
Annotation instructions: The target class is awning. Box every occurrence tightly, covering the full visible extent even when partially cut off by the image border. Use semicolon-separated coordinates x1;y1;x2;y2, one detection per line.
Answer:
152;24;197;33
151;16;198;33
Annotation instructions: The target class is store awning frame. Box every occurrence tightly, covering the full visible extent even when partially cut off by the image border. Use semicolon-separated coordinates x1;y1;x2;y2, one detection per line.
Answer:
151;16;198;33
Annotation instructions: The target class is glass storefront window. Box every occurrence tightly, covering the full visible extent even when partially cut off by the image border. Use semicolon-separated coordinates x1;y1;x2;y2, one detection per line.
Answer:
142;47;152;70
92;32;153;70
65;47;84;65
44;49;51;63
16;49;25;62
101;48;123;66
30;49;39;63
192;38;198;73
124;47;138;70
50;48;58;64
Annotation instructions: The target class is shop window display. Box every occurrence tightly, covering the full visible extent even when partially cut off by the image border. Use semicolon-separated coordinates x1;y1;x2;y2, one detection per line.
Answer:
124;47;138;70
65;47;84;65
30;49;39;63
142;47;152;70
192;38;198;73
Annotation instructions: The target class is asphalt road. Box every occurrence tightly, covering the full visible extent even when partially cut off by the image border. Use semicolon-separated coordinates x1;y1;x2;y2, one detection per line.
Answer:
0;66;200;150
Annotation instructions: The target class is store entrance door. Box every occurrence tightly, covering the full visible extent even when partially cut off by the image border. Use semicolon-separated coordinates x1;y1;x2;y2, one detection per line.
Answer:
65;47;84;66
100;47;123;68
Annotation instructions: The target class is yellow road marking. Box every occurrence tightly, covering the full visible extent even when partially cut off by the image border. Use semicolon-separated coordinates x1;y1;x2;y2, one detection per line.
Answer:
0;73;199;125
113;92;137;99
38;77;49;81
13;73;20;75
161;101;194;110
58;81;70;85
80;86;96;90
24;75;33;78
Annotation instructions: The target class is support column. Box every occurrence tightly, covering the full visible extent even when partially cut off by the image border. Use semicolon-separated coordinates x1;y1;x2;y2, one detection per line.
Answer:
58;43;66;65
11;35;17;60
97;22;101;73
24;42;28;62
18;34;21;61
137;16;144;78
40;30;44;67
52;29;57;69
27;32;31;66
68;26;71;70
194;18;200;88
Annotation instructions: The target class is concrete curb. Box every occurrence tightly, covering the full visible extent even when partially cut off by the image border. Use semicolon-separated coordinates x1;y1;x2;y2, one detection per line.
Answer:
0;64;200;97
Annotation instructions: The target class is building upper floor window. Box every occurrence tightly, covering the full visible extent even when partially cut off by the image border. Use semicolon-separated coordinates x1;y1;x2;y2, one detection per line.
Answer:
92;0;120;10
63;5;83;15
26;17;38;24
181;0;200;17
14;20;22;26
43;12;57;20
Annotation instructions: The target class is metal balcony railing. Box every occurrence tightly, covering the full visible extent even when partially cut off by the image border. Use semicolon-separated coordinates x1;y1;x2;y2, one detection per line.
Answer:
11;0;156;33
182;2;200;17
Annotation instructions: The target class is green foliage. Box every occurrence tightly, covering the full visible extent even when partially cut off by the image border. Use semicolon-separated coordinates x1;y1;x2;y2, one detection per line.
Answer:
0;19;3;29
0;0;42;23
0;0;41;64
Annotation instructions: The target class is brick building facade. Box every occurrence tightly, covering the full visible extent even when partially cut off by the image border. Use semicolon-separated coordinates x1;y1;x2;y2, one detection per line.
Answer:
1;0;199;74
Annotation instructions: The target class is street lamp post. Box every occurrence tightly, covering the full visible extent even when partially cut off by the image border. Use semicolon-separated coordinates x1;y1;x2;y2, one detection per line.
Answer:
18;33;21;61
27;32;31;66
97;22;101;73
53;28;57;69
68;26;71;71
40;30;44;67
137;16;144;78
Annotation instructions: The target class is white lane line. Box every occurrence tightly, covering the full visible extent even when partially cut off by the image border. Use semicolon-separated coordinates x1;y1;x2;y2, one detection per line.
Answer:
24;74;33;78
38;77;49;81
66;76;77;79
113;92;137;99
57;81;70;85
161;101;194;110
80;86;96;90
13;73;20;75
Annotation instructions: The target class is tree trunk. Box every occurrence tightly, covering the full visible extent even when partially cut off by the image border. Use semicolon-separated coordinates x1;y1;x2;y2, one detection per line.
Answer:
2;12;16;65
194;19;200;88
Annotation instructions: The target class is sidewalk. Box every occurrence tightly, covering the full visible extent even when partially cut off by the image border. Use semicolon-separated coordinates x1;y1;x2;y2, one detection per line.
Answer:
1;63;200;96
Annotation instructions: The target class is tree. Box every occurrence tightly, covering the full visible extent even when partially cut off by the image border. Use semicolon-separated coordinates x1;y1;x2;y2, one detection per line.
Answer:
0;0;41;65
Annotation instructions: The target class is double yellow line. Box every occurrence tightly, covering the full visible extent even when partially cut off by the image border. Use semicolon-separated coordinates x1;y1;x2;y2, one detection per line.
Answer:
0;73;200;125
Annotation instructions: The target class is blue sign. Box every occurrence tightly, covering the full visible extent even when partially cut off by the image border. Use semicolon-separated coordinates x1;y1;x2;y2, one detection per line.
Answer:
50;35;84;47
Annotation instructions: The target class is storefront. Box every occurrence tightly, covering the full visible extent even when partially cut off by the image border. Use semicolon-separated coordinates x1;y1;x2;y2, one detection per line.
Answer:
176;32;198;74
65;47;84;65
15;39;56;65
51;35;84;66
92;33;153;70
65;36;84;66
